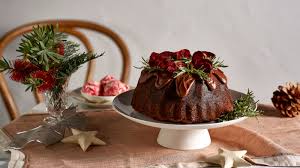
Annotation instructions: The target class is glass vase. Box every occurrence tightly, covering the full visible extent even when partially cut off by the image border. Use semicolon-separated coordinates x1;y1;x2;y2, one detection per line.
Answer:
44;79;69;125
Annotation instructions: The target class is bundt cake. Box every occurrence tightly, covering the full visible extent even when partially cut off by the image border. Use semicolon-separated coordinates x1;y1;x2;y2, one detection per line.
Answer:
131;49;234;123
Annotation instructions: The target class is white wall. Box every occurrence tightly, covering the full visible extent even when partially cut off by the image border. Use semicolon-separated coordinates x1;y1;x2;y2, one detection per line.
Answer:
0;0;299;125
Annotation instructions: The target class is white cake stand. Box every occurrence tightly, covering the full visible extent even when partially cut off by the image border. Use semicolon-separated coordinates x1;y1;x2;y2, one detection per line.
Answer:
112;90;247;150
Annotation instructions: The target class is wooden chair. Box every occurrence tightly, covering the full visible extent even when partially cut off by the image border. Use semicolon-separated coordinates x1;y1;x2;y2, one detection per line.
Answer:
0;20;131;120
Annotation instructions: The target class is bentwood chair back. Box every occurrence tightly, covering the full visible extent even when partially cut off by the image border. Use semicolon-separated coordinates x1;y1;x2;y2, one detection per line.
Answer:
0;20;130;120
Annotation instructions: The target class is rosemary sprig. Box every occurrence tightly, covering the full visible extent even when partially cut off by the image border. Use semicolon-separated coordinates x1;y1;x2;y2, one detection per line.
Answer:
135;54;227;80
134;57;151;70
134;57;164;73
217;89;262;122
212;57;228;69
174;66;208;80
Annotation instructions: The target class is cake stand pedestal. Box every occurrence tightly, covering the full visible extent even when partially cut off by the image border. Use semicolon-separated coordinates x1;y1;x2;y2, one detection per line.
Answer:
113;90;247;150
157;129;211;150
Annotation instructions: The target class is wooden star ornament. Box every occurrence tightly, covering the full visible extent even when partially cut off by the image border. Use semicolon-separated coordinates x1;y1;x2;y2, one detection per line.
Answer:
205;148;251;168
61;128;106;152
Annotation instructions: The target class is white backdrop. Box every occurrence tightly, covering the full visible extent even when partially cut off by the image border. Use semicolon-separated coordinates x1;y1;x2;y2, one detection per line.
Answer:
0;0;299;125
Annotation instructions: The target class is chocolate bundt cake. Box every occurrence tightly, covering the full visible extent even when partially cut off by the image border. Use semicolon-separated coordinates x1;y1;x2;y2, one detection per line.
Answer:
131;49;234;123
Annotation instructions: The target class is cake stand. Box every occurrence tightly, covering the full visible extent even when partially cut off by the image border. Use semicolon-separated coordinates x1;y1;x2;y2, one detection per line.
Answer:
112;90;247;150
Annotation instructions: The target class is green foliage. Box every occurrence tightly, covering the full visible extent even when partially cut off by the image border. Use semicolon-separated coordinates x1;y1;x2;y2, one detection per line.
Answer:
0;24;104;93
217;90;262;122
134;57;164;73
16;25;74;71
212;57;228;69
0;58;12;72
63;41;80;57
173;57;208;79
56;52;104;79
136;55;227;80
24;78;43;92
174;66;208;80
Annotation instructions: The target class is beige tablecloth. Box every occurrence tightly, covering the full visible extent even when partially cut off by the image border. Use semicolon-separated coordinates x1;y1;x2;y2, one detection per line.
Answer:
2;104;300;167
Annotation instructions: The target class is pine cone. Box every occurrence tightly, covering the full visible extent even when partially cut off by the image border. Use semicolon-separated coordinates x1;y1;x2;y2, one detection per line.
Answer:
271;82;300;117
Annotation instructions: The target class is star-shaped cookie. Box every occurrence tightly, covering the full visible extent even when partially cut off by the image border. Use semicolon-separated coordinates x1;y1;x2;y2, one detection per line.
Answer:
61;128;106;151
205;148;251;168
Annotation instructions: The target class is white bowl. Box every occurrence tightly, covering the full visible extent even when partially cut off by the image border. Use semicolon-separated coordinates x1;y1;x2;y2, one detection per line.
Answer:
81;90;115;103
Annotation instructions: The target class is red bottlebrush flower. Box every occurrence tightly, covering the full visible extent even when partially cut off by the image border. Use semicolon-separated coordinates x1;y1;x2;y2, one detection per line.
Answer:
30;70;55;92
10;71;24;82
192;51;213;73
176;49;191;59
56;42;65;56
10;59;39;82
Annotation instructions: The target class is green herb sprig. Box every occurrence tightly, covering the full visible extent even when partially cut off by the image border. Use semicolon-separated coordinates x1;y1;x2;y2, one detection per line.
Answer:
0;58;12;72
173;57;209;79
57;52;104;79
135;54;227;80
17;25;67;71
212;57;228;69
134;57;164;73
217;90;262;122
174;65;208;80
0;24;104;93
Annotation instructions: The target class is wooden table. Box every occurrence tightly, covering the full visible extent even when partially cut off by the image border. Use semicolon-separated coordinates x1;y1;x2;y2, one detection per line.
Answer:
2;104;300;168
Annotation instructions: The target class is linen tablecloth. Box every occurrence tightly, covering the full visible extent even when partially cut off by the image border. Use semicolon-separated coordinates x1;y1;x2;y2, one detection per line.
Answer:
1;104;300;167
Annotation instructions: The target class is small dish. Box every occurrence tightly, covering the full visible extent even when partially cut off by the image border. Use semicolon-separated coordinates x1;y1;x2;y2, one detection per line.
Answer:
80;90;115;103
69;88;113;109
